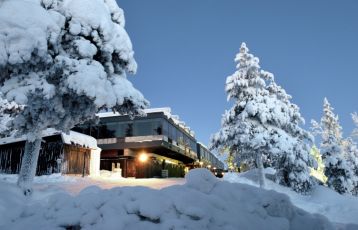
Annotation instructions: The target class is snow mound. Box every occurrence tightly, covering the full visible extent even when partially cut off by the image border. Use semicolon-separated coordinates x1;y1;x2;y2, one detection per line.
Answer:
185;168;218;193
98;170;123;180
0;169;338;229
224;171;358;226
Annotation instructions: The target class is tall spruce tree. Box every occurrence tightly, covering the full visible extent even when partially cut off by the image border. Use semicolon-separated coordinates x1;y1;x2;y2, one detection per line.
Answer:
313;98;354;194
211;43;315;193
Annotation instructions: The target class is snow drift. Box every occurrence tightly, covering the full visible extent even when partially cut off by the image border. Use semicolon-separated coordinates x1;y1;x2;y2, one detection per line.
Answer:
0;169;337;229
224;170;358;228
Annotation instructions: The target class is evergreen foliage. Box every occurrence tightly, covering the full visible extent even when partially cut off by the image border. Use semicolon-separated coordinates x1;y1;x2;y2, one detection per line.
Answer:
312;98;354;194
211;43;315;193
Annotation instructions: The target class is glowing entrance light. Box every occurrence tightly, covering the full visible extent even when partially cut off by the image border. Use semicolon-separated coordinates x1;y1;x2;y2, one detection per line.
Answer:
138;153;148;163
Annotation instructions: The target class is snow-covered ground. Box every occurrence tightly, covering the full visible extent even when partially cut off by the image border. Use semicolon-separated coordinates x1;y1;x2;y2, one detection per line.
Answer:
0;169;357;229
224;169;358;227
0;172;185;196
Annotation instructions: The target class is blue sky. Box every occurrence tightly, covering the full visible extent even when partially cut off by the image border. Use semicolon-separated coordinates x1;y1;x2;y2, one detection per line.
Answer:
119;0;358;145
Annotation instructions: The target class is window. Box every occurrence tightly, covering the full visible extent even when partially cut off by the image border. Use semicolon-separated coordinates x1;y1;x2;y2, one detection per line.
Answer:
169;124;177;143
125;123;133;137
99;121;134;138
177;130;184;146
152;119;163;135
162;119;169;136
133;120;152;136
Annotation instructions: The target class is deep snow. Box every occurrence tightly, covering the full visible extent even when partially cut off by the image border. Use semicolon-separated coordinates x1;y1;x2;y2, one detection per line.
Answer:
1;169;354;230
224;169;358;227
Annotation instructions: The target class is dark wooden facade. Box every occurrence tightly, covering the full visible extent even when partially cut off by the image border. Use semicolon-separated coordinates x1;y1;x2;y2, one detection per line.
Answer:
100;149;185;178
0;135;91;176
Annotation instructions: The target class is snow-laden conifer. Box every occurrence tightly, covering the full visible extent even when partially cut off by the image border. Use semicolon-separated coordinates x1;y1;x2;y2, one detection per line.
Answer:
211;43;315;193
312;98;354;194
343;138;358;196
0;0;148;195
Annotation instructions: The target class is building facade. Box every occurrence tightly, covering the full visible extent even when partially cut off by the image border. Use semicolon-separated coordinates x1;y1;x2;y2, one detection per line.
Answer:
0;130;100;176
197;143;225;170
0;108;224;179
74;108;223;178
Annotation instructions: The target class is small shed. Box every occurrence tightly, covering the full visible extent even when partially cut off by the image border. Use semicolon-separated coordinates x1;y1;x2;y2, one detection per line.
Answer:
0;129;100;176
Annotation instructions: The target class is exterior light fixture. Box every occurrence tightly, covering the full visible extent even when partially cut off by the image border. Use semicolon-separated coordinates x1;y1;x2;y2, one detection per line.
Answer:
138;153;148;163
199;161;204;167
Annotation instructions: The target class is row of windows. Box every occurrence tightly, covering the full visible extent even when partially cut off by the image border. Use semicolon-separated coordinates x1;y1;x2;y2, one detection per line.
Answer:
199;146;223;168
74;118;197;153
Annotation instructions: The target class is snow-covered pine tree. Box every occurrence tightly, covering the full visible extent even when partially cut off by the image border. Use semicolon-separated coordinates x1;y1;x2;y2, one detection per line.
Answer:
265;78;315;193
313;98;354;194
343;138;358;196
0;0;148;195
210;43;315;193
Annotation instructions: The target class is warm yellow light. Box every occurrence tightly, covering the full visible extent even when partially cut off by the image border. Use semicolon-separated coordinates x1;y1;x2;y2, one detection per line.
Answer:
138;153;148;163
199;161;203;166
208;165;211;169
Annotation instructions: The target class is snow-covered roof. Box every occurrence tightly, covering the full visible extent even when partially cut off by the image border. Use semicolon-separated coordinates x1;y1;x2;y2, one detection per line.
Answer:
97;107;171;118
97;107;195;137
0;129;97;149
61;131;97;149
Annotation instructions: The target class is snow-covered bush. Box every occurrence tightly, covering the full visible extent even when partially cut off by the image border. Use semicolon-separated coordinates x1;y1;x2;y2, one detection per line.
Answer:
312;98;354;194
0;0;148;194
210;43;315;193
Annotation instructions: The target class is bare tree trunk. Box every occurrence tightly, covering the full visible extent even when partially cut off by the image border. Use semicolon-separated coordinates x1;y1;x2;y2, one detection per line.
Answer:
256;153;266;188
17;137;42;196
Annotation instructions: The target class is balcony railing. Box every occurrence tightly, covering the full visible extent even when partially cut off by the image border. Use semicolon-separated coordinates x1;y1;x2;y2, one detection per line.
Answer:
125;135;164;142
97;138;117;145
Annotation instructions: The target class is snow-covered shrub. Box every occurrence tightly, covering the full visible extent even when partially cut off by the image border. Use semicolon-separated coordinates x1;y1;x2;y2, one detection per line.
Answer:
0;0;148;194
211;43;315;193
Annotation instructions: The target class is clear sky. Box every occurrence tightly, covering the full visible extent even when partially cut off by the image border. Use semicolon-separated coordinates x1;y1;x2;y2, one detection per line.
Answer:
118;0;358;145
